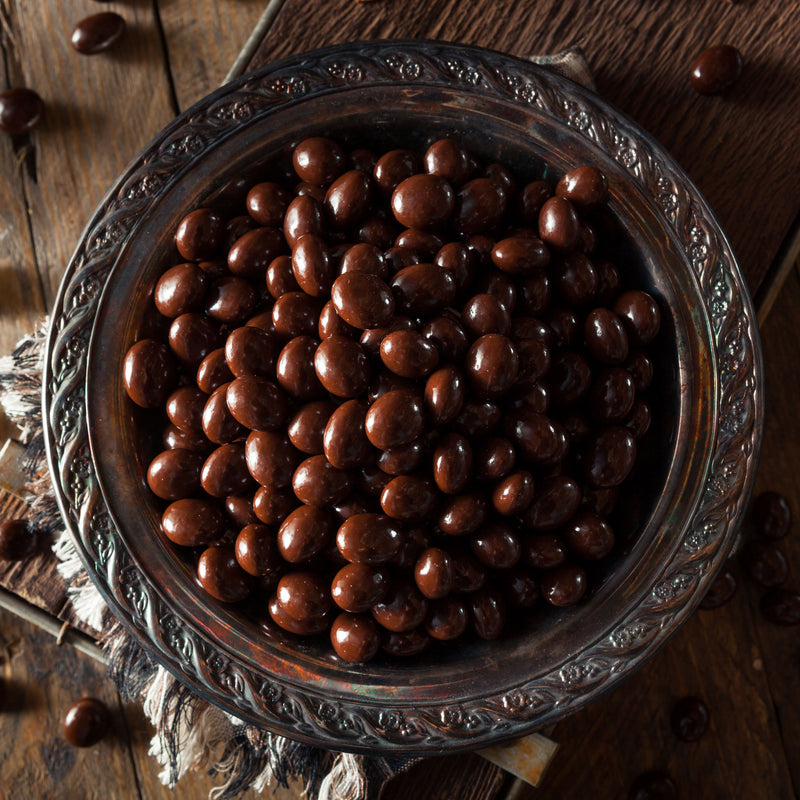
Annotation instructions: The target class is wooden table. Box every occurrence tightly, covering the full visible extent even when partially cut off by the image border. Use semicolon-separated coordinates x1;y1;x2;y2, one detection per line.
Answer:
1;1;800;798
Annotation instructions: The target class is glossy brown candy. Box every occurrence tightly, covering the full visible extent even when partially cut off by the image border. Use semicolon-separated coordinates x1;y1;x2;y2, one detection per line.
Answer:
175;208;224;261
266;254;300;298
391;263;456;317
462;293;511;337
614;290;661;346
753;491;792;539
314;335;370;397
381;475;438;522
689;44;743;95
466;334;519;398
438;493;488;536
201;443;252;498
331;272;394;329
670;696;710;742
414;547;454;600
147;449;203;500
374;150;421;195
268;594;330;635
63;698;110;748
293;455;352;507
469;586;506;640
504;567;539;609
585;308;629;364
340;242;389;279
163;423;212;454
435;242;477;293
425;596;469;640
323;399;371;469
492;471;535;516
225;494;257;527
71;12;125;54
471;521;521;569
433;433;473;494
226;376;289;431
278;505;333;563
556;166;608;208
380;330;439;379
359;315;416;359
253;485;297;526
229;227;285;278
491;237;549;276
331;612;381;662
336;513;403;565
197;545;254;602
391;174;455;229
168;313;219;366
325;170;372;229
154;263;207;317
548;350;592;407
474;437;516;480
276;336;324;400
290;234;332;297
524;476;582;531
523;532;568;569
454;399;502;438
0;88;44;135
503;407;565;463
225;325;279;378
421;316;469;362
284;194;325;247
276;571;332;622
247;181;291;227
541;563;587;606
365;389;425;449
454;178;507;234
245;431;299;488
319;300;359;340
381;627;431;656
743;540;788;588
538;196;579;251
423;368;465;427
123;339;176;408
377;438;426;476
331;563;390;612
424;138;471;185
205;276;257;323
584;426;637;488
565;512;615;560
590;368;635;424
293;137;346;185
235;524;282;576
0;519;39;561
372;582;428;632
162;499;226;547
202;383;246;444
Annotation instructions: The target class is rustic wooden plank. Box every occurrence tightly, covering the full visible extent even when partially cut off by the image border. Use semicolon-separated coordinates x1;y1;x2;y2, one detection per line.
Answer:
523;602;794;798
0;5;49;360
4;0;176;306
383;753;508;800
741;263;800;790
0;605;143;799
157;0;272;110
247;0;800;298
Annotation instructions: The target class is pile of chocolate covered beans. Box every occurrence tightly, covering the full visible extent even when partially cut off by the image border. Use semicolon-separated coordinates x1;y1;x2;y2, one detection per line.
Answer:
123;136;661;663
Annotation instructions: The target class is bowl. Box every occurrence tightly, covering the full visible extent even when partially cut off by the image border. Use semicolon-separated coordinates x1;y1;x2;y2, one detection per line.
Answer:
43;40;763;753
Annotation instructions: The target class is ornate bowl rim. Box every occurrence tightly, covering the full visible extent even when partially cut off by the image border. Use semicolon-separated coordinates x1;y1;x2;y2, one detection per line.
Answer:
43;40;763;753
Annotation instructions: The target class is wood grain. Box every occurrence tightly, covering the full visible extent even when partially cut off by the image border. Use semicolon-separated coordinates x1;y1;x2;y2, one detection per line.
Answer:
248;0;800;298
157;1;269;110
383;753;508;800
2;0;176;307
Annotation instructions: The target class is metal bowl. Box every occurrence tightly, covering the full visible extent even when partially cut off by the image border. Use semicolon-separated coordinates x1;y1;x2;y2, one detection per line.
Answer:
43;40;762;753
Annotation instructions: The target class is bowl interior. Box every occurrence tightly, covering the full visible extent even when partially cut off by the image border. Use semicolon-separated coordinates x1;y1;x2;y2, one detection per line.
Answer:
86;82;715;707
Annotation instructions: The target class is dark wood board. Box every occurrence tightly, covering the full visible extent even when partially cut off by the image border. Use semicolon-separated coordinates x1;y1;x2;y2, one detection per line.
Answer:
247;0;800;300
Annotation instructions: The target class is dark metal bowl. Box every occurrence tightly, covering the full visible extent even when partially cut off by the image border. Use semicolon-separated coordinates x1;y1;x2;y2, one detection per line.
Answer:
43;41;763;753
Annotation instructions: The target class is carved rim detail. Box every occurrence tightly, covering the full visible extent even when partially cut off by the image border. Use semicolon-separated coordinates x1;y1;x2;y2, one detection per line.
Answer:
43;41;763;752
